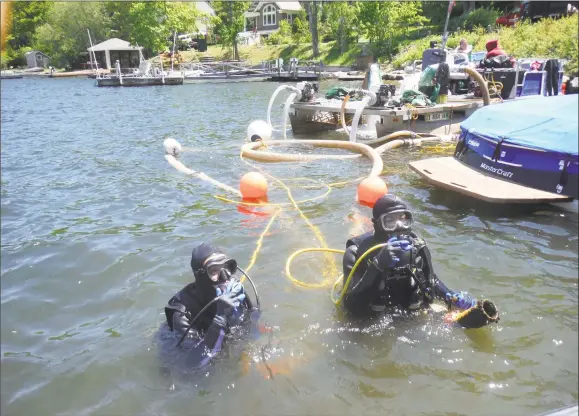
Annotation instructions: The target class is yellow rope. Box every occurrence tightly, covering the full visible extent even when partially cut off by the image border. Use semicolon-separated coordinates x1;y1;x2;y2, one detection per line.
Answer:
213;178;332;207
285;248;345;289
238;148;340;282
241;207;282;282
404;104;419;120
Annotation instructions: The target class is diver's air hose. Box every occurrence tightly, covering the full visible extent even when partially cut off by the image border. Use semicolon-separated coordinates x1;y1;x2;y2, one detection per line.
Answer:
284;243;388;305
237;266;261;310
175;296;221;348
174;269;261;349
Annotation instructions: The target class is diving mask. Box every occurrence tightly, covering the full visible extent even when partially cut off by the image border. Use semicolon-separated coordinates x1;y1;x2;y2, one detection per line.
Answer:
379;209;413;232
198;253;237;283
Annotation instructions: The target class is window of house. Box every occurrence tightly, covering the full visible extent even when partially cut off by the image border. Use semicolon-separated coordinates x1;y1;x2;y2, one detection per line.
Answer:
263;4;276;26
286;14;295;25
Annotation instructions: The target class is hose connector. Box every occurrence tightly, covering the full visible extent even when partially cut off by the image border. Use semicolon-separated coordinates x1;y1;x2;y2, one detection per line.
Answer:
284;85;302;101
349;88;377;106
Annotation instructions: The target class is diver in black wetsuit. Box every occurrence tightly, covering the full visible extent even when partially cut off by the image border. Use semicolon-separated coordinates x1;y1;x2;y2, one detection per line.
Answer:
342;195;499;328
164;243;255;367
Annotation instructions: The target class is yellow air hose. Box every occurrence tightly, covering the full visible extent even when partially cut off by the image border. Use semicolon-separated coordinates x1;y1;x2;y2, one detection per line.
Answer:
285;242;388;305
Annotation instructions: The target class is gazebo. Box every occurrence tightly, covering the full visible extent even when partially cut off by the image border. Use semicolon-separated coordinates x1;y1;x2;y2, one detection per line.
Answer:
87;38;144;70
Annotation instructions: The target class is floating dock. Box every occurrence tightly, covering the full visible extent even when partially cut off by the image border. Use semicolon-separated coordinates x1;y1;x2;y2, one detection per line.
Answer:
96;76;183;87
288;96;487;137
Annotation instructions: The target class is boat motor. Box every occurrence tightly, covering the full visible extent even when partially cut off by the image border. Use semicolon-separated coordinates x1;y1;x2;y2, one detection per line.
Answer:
296;81;319;103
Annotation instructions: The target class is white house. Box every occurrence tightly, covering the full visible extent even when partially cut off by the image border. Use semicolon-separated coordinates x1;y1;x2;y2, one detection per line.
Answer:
194;1;215;36
243;1;303;37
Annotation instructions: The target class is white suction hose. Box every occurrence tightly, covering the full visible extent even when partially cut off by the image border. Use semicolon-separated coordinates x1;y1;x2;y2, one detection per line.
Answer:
267;85;302;132
349;96;371;142
282;92;297;139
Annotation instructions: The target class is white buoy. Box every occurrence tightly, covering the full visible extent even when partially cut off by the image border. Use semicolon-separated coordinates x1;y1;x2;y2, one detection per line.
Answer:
163;138;182;157
247;120;272;142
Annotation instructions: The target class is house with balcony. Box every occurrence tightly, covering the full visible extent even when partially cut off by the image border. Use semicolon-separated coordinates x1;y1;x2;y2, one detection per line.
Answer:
243;2;304;37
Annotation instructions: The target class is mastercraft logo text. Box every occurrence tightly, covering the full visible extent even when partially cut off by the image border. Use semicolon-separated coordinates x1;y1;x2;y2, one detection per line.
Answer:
480;162;514;178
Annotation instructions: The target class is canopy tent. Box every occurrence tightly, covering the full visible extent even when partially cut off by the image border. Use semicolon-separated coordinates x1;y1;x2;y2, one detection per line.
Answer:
87;38;143;70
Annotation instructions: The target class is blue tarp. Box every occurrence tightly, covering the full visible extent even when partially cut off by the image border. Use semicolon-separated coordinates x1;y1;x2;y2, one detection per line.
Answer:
460;95;578;155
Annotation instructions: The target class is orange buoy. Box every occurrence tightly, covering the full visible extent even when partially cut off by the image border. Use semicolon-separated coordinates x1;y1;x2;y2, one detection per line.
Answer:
357;176;388;207
240;172;268;200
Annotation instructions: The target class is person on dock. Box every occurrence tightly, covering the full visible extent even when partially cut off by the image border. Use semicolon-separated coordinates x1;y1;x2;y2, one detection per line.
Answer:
163;243;256;368
455;38;471;55
341;194;499;328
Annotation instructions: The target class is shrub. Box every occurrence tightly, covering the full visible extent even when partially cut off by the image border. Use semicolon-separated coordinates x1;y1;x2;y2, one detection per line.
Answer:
265;20;292;45
392;14;578;75
450;8;501;31
292;17;311;45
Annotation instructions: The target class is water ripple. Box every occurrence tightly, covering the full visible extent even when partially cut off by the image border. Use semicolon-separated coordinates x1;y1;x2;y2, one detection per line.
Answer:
1;78;577;416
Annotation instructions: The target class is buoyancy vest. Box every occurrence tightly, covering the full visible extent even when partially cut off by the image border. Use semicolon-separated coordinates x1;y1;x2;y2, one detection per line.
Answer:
164;283;216;333
346;231;435;305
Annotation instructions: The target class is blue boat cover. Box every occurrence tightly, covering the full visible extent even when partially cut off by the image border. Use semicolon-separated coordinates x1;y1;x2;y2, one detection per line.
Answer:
460;95;578;155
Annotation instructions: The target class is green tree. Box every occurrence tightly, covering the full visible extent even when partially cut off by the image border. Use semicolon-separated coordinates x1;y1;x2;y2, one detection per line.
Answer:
292;15;311;45
105;1;134;41
120;2;198;53
212;1;250;61
8;1;54;50
34;2;111;68
358;1;427;57
325;2;358;54
305;1;321;57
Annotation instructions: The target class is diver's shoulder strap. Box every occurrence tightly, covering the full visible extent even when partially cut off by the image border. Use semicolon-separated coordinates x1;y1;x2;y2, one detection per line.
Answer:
408;231;426;249
346;231;373;250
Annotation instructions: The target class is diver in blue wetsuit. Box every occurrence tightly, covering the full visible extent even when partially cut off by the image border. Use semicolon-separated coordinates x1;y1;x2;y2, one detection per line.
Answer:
342;195;500;328
164;243;256;368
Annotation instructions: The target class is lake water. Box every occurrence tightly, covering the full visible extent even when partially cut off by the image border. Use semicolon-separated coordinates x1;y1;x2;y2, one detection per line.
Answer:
1;77;577;416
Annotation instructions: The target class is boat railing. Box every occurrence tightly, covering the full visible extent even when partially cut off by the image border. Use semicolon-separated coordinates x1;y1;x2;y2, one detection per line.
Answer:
261;58;324;77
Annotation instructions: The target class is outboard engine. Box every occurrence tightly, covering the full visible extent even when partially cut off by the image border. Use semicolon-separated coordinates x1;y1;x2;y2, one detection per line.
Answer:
372;84;397;107
296;81;319;102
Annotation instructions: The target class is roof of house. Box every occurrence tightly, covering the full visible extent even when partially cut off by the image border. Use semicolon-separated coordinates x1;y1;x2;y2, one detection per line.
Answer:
88;38;143;52
25;50;50;58
255;1;302;12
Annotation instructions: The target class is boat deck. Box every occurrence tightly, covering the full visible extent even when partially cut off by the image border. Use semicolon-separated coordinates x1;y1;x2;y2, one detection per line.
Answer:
409;156;573;204
289;97;488;136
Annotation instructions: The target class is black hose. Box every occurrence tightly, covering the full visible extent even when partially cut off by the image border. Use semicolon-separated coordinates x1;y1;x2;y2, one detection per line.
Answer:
174;268;260;348
175;296;220;348
237;266;261;311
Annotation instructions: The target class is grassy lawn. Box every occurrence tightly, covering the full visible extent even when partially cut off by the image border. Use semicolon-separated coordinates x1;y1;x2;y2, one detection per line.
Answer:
180;41;368;66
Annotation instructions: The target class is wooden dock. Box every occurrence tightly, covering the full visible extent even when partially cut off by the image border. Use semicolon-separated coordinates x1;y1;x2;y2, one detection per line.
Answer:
408;156;573;204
